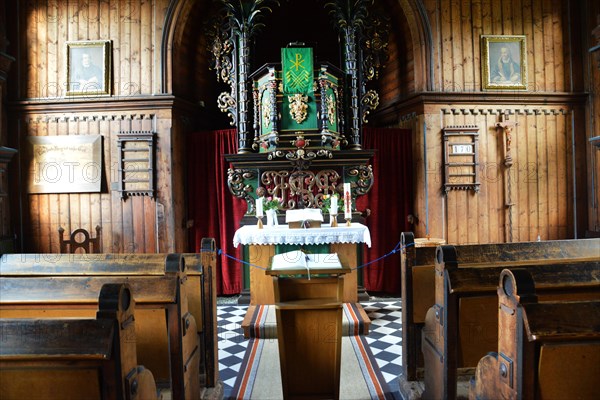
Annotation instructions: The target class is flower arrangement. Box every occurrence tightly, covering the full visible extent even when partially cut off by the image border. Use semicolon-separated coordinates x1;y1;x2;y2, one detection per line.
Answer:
263;196;283;211
321;194;339;213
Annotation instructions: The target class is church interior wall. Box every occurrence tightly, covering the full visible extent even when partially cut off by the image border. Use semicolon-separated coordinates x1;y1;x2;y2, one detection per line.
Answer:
1;0;597;253
378;0;594;242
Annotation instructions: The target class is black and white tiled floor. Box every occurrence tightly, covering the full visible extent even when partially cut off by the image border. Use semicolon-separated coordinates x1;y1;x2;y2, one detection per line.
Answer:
217;300;403;398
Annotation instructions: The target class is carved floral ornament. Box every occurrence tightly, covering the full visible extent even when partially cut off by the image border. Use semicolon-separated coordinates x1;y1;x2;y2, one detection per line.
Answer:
288;94;309;124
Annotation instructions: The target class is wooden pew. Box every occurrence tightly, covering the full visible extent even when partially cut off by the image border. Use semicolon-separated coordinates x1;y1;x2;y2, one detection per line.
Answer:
421;245;600;400
399;232;600;382
0;241;220;392
470;269;600;400
0;283;159;400
0;254;200;400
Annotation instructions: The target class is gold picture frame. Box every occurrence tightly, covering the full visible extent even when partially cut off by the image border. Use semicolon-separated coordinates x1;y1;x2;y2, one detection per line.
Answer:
481;35;527;91
66;40;111;96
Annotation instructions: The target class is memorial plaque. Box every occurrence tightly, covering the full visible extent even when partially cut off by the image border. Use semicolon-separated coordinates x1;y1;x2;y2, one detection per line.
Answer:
27;135;102;193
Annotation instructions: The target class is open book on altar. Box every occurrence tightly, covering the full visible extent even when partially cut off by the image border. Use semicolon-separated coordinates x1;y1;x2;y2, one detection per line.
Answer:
271;250;343;271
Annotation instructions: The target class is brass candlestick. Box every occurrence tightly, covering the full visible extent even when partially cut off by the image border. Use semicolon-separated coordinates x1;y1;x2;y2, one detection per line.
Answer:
331;213;338;227
345;218;351;227
257;216;264;229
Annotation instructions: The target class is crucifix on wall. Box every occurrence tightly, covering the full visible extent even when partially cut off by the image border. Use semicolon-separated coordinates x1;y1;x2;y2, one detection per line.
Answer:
496;114;517;167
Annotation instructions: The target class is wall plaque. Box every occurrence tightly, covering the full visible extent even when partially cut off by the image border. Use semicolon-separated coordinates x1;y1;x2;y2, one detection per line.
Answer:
27;135;102;194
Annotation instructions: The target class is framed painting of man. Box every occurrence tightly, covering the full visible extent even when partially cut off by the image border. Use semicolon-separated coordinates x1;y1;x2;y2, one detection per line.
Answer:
481;35;527;91
66;40;111;96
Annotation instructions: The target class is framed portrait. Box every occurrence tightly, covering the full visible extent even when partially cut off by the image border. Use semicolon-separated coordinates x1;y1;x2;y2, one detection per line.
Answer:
481;35;527;91
66;40;111;96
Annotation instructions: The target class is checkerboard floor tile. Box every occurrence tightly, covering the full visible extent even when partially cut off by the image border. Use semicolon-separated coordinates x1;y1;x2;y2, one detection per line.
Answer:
217;300;403;398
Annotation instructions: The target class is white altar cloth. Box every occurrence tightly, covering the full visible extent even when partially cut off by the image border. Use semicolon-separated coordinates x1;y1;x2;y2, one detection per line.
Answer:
233;223;371;248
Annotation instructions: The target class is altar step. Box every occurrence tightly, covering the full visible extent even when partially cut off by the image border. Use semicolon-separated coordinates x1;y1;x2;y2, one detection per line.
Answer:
241;303;371;339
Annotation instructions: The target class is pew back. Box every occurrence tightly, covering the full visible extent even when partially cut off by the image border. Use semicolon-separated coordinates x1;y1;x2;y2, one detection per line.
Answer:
0;255;199;400
0;241;220;388
0;284;158;400
400;232;600;381
422;244;600;400
470;269;600;400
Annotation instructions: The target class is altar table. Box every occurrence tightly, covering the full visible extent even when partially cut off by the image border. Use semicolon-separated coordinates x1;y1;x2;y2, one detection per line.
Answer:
233;223;372;304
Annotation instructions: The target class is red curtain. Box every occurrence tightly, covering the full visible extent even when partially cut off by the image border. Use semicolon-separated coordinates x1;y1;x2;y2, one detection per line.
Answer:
356;128;413;294
188;129;245;295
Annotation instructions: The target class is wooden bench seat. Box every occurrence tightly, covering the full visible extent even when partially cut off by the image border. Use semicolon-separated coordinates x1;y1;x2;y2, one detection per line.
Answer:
399;232;600;382
0;254;200;400
421;245;600;400
0;283;159;400
470;269;600;400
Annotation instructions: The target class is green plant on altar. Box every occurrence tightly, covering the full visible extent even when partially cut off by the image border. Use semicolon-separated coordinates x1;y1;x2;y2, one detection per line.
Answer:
320;193;339;213
263;196;283;211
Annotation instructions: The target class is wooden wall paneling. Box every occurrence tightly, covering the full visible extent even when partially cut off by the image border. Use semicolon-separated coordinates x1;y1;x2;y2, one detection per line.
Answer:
546;112;558;239
476;113;488;243
110;118;124;252
156;115;173;252
411;115;425;237
110;0;120;96
542;1;556;92
451;0;463;90
121;1;131;98
489;111;502;243
144;196;157;252
37;120;51;252
488;111;502;243
537;112;548;240
552;2;564;92
89;120;102;252
132;196;145;252
491;0;502;35
461;0;473;91
424;0;441;91
466;114;479;244
100;118;112;252
527;113;539;241
88;0;100;39
481;0;492;89
574;109;590;238
511;0;523;36
46;0;59;100
120;119;134;252
502;0;513;35
26;1;38;98
141;0;152;94
441;1;453;91
471;0;483;92
38;3;48;99
556;112;568;238
130;1;141;97
532;0;545;91
47;118;59;252
426;112;444;240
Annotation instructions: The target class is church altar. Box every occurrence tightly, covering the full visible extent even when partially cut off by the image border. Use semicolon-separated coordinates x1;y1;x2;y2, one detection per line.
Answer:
233;223;371;304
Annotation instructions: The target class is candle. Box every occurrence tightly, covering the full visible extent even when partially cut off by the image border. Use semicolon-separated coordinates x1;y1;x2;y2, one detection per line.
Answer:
343;183;352;220
256;197;264;218
330;195;338;214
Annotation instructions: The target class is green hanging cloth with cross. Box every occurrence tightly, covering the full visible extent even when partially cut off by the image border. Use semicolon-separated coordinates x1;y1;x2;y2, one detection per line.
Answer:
282;47;313;95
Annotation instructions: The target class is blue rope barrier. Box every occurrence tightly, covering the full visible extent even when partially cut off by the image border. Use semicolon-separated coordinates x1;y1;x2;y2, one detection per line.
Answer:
214;241;415;271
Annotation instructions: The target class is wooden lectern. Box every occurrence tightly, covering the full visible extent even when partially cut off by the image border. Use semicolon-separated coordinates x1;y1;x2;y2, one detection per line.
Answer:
267;260;351;400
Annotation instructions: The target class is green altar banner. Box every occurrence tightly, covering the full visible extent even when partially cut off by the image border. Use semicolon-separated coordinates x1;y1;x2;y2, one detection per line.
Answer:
282;47;313;94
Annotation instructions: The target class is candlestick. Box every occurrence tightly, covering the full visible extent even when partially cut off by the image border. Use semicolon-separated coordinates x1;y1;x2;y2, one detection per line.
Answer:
343;183;352;220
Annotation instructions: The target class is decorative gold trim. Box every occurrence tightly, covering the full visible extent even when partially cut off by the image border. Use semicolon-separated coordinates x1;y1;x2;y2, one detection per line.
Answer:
288;94;309;124
66;40;111;97
481;35;527;91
